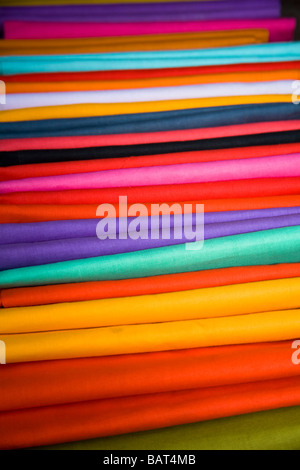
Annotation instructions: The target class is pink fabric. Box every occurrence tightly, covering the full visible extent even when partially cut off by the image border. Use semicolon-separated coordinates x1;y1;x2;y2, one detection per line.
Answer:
4;18;296;42
1;121;300;152
1;153;300;193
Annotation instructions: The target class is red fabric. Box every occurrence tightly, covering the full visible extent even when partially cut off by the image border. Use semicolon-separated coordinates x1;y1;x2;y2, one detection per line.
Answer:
1;144;300;182
2;61;300;83
1;375;300;449
0;178;299;205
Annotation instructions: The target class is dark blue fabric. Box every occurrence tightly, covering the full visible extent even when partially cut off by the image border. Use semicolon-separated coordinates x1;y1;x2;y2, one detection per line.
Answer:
1;103;299;139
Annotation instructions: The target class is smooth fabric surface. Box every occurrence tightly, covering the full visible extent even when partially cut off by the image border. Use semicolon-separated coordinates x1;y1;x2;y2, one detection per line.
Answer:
0;2;282;23
2;143;300;180
1;278;300;334
5;69;300;93
2;130;300;166
1;6;281;24
2;207;299;244
3;196;300;223
3;81;296;110
0;96;293;123
3;122;300;152
2;376;300;450
2;214;300;271
4;18;293;42
40;406;300;451
2;104;299;140
1;309;300;361
3;61;299;83
0;30;271;56
1;43;300;75
1;263;300;308
2;154;300;193
1;177;298;205
0;227;300;287
0;341;297;412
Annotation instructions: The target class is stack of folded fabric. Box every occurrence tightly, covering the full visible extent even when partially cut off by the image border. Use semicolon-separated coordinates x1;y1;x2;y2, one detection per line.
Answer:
0;0;300;451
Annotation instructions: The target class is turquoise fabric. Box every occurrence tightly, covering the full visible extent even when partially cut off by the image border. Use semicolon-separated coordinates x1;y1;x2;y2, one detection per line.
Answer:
1;226;300;288
1;42;300;75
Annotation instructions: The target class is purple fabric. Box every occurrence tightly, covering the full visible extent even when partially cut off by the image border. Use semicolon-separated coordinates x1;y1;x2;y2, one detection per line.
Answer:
0;1;281;24
1;207;300;245
1;213;300;271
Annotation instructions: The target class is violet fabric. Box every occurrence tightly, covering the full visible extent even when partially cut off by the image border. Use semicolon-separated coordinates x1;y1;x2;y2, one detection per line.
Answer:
1;214;300;270
0;1;282;27
1;207;300;245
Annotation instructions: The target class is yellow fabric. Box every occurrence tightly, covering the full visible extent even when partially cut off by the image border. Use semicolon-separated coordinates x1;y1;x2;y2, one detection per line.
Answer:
1;278;300;335
0;30;269;56
1;309;300;363
0;95;292;122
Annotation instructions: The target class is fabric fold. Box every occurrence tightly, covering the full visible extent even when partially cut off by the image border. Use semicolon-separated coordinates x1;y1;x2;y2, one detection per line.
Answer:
1;263;300;308
0;226;300;287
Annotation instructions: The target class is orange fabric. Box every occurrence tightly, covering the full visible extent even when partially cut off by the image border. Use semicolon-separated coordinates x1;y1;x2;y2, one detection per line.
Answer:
1;375;300;449
1;196;300;223
0;341;298;412
0;29;270;57
8;69;300;93
1;264;300;308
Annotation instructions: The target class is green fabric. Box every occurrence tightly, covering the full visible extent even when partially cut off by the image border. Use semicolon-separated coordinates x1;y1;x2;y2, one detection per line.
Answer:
1;227;300;288
40;406;300;450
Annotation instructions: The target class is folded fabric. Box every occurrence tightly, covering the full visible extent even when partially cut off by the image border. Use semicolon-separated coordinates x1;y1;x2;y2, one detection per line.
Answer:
2;142;300;180
1;307;300;361
1;42;300;75
3;122;300;153
2;214;300;271
2;207;300;244
4;17;292;41
2;375;300;450
2;278;300;334
41;406;300;451
0;96;292;123
2;263;300;308
1;7;281;25
1;177;298;205
4;81;296;111
0;226;300;287
0;1;281;24
2;154;300;194
0;30;271;56
4;61;299;83
3;104;300;140
5;69;300;94
0;340;297;413
2;129;299;166
3;196;300;223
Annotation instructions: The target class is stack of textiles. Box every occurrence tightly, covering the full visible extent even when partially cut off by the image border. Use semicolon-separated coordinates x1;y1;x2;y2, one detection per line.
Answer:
0;0;300;451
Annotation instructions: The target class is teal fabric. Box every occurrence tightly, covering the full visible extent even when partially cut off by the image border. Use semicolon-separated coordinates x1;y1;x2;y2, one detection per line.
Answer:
1;42;300;75
1;226;300;288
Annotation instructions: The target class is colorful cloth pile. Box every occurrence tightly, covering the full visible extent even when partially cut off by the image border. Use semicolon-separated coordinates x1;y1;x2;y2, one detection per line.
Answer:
0;0;300;451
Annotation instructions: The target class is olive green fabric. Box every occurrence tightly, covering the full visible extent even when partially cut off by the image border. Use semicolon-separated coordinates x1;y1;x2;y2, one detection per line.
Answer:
40;406;300;450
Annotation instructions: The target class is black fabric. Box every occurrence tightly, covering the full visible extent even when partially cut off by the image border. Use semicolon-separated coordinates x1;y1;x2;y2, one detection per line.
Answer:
1;129;300;167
